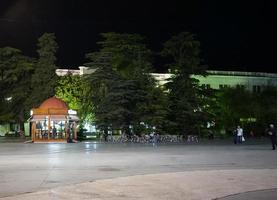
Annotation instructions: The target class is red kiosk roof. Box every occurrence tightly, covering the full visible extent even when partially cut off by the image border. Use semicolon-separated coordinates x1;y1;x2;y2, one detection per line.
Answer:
39;97;69;110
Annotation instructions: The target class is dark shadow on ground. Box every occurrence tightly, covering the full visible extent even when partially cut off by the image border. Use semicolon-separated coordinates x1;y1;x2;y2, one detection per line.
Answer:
216;188;277;200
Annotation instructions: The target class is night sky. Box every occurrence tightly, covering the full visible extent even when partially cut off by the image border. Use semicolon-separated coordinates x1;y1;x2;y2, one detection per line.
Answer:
0;0;276;72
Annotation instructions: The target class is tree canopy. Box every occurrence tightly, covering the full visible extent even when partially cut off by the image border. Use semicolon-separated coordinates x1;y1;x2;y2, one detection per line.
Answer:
1;31;277;139
0;47;35;125
30;33;58;108
162;32;209;135
84;32;167;137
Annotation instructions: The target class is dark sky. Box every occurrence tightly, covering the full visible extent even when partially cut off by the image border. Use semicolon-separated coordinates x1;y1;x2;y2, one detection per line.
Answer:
0;0;276;72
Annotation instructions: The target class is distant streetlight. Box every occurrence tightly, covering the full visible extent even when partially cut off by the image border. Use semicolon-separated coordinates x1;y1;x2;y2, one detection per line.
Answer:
5;97;12;101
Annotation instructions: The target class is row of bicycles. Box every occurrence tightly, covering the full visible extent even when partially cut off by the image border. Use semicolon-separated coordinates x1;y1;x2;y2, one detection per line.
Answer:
101;134;199;144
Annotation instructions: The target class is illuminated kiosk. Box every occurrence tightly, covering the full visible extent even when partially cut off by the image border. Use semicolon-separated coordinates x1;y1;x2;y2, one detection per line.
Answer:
30;97;79;143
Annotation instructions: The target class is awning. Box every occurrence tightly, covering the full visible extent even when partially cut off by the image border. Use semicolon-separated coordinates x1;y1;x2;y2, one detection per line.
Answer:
50;115;67;120
30;116;47;122
30;115;67;122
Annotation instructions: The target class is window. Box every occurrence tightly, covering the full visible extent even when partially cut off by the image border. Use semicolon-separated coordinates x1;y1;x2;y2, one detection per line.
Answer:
236;84;245;89
202;84;211;89
253;85;261;93
219;84;229;89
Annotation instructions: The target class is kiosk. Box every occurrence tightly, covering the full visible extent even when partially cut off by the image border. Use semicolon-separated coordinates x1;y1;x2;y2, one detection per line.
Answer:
30;97;78;142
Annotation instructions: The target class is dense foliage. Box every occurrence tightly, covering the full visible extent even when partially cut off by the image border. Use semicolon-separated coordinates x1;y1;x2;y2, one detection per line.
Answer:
0;47;34;129
1;31;277;138
30;33;58;108
162;32;210;135
83;33;167;138
0;33;58;133
214;86;277;136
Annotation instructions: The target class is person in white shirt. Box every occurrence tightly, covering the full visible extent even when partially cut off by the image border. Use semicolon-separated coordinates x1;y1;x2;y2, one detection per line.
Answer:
236;125;244;143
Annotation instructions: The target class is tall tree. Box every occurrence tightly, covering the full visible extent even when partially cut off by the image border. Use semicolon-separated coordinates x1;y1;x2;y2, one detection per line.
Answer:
162;32;207;135
30;33;58;107
0;47;21;123
84;33;165;137
0;47;35;131
98;32;152;79
84;51;118;138
135;84;169;135
162;32;206;75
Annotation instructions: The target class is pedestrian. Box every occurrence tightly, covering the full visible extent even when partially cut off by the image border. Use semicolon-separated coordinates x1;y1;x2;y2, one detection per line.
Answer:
233;128;238;144
153;133;158;147
52;126;57;138
156;133;160;143
236;126;244;143
266;124;277;150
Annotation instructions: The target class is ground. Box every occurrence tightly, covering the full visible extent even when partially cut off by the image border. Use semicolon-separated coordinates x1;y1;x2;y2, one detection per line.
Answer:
0;138;276;199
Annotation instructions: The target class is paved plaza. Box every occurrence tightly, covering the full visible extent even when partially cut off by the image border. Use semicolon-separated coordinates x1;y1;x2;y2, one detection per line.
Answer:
0;139;277;199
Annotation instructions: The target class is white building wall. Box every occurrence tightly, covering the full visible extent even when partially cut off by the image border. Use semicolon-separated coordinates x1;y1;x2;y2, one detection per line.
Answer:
55;67;277;92
192;71;277;91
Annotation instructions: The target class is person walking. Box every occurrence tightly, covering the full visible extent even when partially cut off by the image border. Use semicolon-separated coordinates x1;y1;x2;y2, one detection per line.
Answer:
233;128;238;144
266;124;277;150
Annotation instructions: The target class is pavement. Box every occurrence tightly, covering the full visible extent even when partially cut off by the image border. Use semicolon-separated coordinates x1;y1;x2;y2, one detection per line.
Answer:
0;138;276;199
1;169;277;200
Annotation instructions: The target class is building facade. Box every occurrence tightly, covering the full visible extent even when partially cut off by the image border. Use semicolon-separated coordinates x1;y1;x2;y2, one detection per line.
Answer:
192;70;277;92
56;67;277;93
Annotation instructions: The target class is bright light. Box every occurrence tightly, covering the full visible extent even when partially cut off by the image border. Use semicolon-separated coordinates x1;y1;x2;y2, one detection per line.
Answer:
86;135;97;139
68;109;77;115
5;97;12;101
